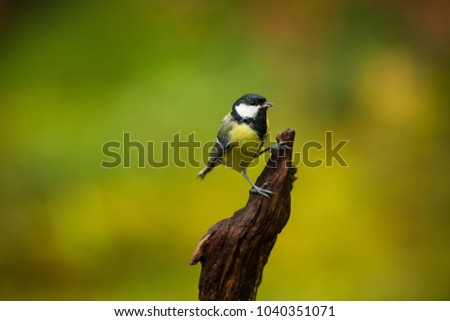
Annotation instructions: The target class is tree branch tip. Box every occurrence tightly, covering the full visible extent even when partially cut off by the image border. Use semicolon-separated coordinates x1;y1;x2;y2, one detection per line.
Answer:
276;128;296;143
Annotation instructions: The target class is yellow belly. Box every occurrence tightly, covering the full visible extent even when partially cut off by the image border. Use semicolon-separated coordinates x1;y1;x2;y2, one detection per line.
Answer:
223;123;263;171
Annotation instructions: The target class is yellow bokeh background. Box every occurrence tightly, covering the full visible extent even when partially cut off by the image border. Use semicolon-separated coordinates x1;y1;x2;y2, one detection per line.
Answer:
0;0;449;300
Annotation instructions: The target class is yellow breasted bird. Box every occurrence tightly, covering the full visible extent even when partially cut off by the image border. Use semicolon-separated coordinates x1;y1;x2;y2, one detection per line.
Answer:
198;93;276;197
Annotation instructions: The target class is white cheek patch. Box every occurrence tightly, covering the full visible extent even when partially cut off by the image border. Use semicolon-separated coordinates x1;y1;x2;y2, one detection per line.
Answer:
235;103;259;119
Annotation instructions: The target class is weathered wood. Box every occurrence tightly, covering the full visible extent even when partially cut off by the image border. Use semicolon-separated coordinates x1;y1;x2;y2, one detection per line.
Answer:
190;129;297;300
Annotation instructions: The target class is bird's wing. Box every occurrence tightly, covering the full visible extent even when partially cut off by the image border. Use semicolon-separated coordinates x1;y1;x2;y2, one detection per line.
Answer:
207;114;234;163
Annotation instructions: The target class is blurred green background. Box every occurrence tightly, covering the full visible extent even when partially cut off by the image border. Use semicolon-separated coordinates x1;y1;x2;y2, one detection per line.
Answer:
1;0;449;300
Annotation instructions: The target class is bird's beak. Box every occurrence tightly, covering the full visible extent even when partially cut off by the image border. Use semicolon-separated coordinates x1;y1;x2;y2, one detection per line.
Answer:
263;102;273;109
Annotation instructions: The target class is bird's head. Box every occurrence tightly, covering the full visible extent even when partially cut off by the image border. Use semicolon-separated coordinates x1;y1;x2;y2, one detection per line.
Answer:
232;94;273;120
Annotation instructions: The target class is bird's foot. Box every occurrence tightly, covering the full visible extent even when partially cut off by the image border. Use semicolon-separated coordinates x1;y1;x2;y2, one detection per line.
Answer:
272;141;291;152
259;142;291;155
250;182;273;198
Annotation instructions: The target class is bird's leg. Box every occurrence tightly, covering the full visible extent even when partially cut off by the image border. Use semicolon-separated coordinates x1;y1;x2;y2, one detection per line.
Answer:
240;170;273;198
258;141;291;156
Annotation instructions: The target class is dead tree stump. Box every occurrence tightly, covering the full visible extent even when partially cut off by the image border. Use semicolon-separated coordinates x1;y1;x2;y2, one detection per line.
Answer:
190;128;297;300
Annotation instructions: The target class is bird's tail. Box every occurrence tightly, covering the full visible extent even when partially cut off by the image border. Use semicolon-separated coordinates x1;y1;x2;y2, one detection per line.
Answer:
197;166;213;180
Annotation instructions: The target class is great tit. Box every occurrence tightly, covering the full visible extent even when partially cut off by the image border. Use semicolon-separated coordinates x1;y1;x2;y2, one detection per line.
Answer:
198;93;275;197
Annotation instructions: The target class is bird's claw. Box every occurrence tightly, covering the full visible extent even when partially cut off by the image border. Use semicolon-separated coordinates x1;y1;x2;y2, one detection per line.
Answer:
272;141;291;151
258;142;291;156
250;182;273;198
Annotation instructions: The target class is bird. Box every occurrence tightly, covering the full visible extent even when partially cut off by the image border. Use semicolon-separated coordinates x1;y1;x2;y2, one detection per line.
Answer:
198;93;277;197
